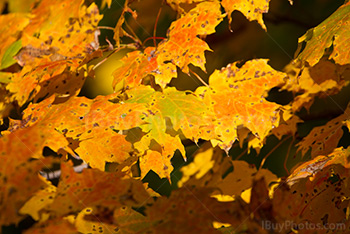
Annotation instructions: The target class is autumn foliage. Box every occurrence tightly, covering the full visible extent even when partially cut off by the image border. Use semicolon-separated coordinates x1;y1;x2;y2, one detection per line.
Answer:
1;0;350;233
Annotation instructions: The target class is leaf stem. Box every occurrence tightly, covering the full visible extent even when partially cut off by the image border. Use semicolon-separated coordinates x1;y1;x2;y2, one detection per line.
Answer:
124;20;142;45
153;0;164;47
143;37;166;46
93;46;133;70
97;26;115;31
189;68;209;87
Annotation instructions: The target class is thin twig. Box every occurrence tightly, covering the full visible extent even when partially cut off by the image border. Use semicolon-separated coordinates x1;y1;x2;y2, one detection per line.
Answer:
284;137;294;175
259;135;291;170
93;44;137;70
143;36;166;46
93;48;123;70
235;147;248;160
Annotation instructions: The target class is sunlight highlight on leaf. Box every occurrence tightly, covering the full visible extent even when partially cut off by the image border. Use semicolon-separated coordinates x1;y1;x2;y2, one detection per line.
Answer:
297;2;350;66
196;59;286;152
221;0;270;31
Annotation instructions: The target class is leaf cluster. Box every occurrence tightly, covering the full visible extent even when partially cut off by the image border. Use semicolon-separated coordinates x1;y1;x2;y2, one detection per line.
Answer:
1;0;350;233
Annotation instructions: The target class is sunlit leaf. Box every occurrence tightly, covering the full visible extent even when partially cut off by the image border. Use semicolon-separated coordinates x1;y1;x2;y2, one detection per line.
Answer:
20;183;56;221
138;134;184;179
113;0;223;89
179;143;278;197
16;94;146;169
297;2;350;66
75;128;133;171
124;85;213;178
178;142;230;189
6;0;103;105
178;142;216;188
221;0;270;31
196;59;286;152
156;0;223;73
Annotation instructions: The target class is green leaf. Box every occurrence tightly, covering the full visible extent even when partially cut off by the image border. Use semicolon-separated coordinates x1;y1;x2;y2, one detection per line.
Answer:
1;39;22;69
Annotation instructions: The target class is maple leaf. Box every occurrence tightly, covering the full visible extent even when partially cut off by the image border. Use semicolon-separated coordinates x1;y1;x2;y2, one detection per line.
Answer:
297;1;350;66
112;0;223;89
21;0;101;62
0;126;56;226
47;161;151;217
138;136;184;179
0;13;29;69
122;85;218;178
1;124;63;159
112;51;149;90
145;187;257;233
271;114;303;140
221;0;270;31
126;86;210;142
179;142;277;198
75;128;133;171
195;59;286;152
3;0;350;231
215;161;278;197
24;219;77;234
287;147;350;185
178;142;217;187
7;59;89;106
156;0;223;74
21;94;146;133
178;142;231;188
0;157;53;226
297;106;350;158
5;0;102;105
283;59;350;112
0;124;74;225
19;183;56;221
274;147;350;227
112;48;177;90
17;94;146;170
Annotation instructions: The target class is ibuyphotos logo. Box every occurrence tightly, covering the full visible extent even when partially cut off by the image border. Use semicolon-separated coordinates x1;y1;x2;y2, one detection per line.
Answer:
261;220;346;233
